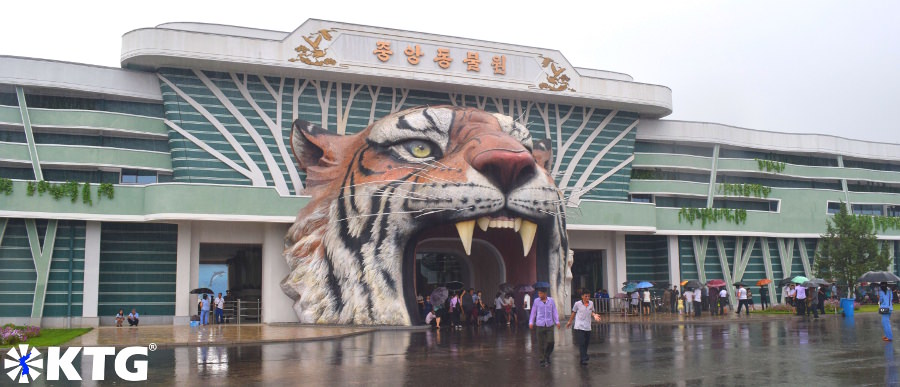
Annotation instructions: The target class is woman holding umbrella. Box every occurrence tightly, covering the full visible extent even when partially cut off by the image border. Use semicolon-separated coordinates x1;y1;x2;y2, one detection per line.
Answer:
878;282;893;341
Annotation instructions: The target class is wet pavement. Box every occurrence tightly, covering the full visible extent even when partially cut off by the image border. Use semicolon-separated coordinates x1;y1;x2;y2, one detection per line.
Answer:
64;324;374;348
26;314;900;386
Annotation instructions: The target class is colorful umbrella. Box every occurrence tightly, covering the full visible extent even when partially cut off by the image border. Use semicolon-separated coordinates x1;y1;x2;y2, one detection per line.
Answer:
636;281;654;289
623;283;638;292
706;279;726;287
791;276;810;284
533;281;551;289
756;279;772;286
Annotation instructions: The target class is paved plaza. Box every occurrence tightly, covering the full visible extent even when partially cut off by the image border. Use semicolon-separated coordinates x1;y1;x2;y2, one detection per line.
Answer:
49;313;898;386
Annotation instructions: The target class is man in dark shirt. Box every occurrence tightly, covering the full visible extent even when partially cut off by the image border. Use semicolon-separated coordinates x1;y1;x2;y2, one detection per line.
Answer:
461;288;475;326
671;286;679;314
759;286;770;310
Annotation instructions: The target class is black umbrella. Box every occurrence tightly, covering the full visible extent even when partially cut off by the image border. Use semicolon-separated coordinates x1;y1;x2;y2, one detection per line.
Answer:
190;288;214;294
810;278;832;287
430;287;449;306
446;281;465;290
733;282;746;287
857;271;900;283
778;277;797;286
683;280;702;289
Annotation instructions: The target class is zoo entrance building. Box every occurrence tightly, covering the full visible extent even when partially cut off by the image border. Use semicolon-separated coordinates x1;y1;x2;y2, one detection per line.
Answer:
1;20;898;327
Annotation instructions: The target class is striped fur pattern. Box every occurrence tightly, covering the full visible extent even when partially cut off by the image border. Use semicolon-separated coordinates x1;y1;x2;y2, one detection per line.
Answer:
283;106;571;325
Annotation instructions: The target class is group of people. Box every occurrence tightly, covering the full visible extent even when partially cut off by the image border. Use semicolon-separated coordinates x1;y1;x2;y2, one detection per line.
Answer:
782;283;827;318
197;291;232;325
114;308;140;327
657;284;770;317
419;287;534;330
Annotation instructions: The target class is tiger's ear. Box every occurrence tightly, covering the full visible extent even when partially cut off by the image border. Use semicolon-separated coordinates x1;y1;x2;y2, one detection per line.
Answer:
291;120;347;171
533;139;553;171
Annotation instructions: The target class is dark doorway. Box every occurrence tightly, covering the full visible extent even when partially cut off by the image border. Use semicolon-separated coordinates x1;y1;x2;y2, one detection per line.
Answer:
199;244;262;301
571;250;604;304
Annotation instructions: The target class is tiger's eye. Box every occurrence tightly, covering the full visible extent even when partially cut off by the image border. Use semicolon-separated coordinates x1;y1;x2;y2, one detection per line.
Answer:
408;141;433;158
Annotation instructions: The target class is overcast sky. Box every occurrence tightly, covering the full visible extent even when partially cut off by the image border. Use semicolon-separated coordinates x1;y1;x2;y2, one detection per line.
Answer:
2;0;897;144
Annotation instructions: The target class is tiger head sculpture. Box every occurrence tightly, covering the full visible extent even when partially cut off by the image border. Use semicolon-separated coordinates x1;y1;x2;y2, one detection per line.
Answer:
283;106;571;325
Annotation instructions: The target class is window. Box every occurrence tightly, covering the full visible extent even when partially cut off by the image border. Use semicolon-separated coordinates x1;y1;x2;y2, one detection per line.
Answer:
121;169;158;185
888;206;900;217
827;202;842;215
629;194;653;203
713;199;779;212
851;204;884;216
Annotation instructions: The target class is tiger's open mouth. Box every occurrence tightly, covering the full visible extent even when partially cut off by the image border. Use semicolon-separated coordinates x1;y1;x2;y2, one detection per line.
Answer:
402;210;556;323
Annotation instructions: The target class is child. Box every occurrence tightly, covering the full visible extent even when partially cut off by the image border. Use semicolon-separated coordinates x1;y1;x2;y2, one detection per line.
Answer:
677;298;684;314
115;309;125;327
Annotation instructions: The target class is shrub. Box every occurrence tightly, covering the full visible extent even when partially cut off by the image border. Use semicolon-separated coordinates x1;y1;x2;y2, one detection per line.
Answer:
0;325;41;345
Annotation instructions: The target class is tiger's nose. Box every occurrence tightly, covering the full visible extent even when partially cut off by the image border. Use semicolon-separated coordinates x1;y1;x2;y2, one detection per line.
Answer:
470;148;536;192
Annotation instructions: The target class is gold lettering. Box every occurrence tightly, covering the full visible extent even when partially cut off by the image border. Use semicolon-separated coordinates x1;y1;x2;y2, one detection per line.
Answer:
404;44;424;65
434;48;453;69
373;41;394;62
491;55;507;75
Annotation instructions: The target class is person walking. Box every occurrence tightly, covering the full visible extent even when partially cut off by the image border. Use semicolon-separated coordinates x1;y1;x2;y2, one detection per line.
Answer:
662;288;672;313
760;286;770;310
200;294;210;325
709;287;719;316
529;288;560;367
878;282;893;342
523;290;532;322
808;285;819;319
736;284;749;316
817;287;827;315
671;286;679;314
642;289;652;315
461;288;474;326
566;290;602;365
795;284;807;316
718;287;728;314
684;288;694;317
214;292;225;324
693;288;703;317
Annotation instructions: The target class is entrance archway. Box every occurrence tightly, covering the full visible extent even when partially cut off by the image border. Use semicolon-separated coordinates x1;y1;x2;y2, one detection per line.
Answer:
409;238;506;322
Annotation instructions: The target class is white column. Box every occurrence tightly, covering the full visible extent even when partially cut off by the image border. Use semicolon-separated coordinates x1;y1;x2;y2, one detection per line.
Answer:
173;221;193;325
261;223;298;323
614;232;628;290
81;221;101;327
667;235;681;288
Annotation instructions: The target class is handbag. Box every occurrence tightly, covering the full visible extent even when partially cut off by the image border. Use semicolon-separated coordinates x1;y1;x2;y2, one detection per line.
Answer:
880;307;891;315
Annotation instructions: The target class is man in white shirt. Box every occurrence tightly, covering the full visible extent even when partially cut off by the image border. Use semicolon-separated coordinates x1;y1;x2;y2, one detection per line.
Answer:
523;292;532;315
718;287;728;314
736;285;749;316
214;293;225;324
566;290;601;365
794;284;807;316
684;288;694;316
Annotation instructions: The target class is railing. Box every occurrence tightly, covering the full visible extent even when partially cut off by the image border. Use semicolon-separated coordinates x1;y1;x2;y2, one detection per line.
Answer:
219;299;261;324
592;296;672;316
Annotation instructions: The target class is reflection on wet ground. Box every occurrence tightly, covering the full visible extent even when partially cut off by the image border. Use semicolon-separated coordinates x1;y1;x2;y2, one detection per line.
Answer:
47;314;900;386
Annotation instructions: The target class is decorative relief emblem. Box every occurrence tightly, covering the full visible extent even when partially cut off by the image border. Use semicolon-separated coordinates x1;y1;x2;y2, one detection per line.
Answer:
289;29;337;66
537;55;575;92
